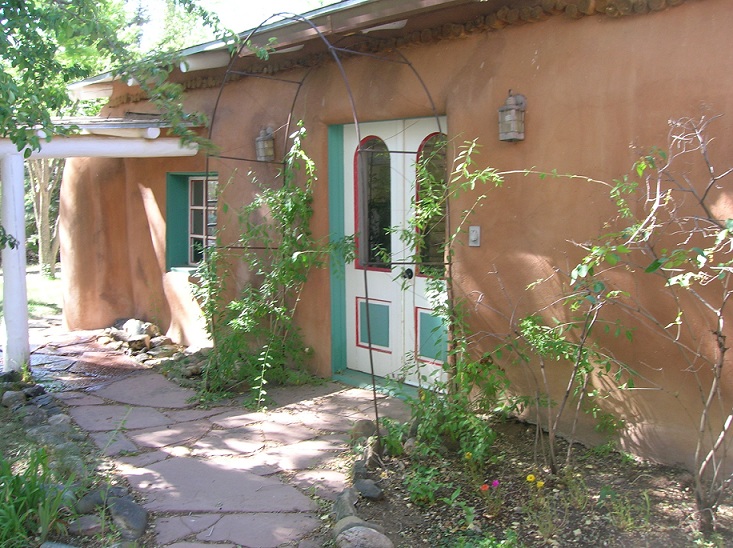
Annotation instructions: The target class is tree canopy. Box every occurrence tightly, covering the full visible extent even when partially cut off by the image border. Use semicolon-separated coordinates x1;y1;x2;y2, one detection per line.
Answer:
0;0;235;154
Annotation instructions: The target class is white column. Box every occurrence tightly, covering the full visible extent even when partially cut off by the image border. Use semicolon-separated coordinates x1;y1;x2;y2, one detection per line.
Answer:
1;153;29;372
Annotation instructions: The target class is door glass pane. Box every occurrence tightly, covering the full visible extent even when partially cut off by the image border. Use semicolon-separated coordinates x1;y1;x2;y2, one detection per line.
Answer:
417;133;448;276
357;137;391;267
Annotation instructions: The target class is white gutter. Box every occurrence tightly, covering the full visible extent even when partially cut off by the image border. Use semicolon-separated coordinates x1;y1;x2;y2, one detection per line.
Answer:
0;135;198;372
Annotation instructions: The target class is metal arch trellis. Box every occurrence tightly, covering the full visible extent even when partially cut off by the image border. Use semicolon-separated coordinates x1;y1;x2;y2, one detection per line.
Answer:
205;12;449;452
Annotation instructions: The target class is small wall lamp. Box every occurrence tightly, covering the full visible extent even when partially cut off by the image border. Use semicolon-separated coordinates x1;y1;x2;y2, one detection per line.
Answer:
498;91;526;142
255;127;275;162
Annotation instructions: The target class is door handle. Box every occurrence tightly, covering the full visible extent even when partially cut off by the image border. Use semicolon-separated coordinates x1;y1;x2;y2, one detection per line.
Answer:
402;268;414;280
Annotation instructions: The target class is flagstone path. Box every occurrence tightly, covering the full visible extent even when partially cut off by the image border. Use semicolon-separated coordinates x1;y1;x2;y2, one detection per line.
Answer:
26;330;410;547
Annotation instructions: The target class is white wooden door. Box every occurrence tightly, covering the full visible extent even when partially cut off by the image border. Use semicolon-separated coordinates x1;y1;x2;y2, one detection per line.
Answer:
343;118;447;386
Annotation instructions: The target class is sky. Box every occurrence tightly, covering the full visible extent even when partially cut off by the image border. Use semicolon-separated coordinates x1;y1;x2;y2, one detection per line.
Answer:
133;0;340;51
205;0;338;31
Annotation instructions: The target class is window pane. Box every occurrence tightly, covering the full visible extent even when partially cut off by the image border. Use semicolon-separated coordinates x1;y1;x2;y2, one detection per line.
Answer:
358;138;391;267
191;210;204;236
190;237;204;263
207;180;218;201
191;179;204;206
417;133;448;275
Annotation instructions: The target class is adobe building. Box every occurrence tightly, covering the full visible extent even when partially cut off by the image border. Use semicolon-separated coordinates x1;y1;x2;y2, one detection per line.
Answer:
63;0;733;471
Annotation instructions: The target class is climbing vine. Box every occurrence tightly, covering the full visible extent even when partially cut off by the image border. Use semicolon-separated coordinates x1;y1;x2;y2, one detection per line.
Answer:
195;124;353;407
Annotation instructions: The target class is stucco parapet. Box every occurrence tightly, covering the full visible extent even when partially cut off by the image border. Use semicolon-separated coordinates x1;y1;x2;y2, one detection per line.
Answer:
106;0;690;109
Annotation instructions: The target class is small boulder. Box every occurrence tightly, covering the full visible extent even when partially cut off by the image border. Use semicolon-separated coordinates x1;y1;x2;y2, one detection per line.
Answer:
68;514;105;537
350;419;377;441
333;487;359;521
2;390;26;408
335;526;394;548
354;478;384;501
108;496;148;540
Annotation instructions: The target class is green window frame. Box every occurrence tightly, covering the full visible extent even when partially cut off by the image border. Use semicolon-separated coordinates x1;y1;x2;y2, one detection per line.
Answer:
166;172;218;270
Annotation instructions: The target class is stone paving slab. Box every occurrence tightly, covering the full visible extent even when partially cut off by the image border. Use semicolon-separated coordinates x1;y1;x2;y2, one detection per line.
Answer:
154;514;222;545
126;419;212;449
91;372;195;408
191;428;266;457
123;456;317;513
68;404;173;431
89;430;139;456
53;392;107;406
198;513;320;547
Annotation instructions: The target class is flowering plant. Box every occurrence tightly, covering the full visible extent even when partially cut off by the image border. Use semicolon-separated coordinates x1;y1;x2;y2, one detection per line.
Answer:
479;479;503;515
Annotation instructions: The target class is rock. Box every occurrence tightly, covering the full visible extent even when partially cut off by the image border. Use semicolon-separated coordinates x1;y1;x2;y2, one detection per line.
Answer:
150;335;174;348
354;478;384;501
126;335;151;352
75;486;129;514
31;393;55;408
182;363;203;378
403;437;417;454
146;345;180;359
350;419;377;440
122;319;146;336
18;404;48;427
2;390;26;408
26;425;66;446
335;526;394;548
23;384;46;398
68;514;105;536
333;516;385;537
0;370;21;383
333;488;359;521
40;542;79;548
108;496;148;539
143;322;161;338
365;437;382;468
48;413;73;428
352;459;369;481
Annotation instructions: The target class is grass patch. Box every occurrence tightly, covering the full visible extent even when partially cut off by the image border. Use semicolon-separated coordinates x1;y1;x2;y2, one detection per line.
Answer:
0;266;63;319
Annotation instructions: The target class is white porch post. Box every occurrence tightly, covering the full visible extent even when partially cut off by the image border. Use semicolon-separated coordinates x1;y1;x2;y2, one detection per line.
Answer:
1;153;30;372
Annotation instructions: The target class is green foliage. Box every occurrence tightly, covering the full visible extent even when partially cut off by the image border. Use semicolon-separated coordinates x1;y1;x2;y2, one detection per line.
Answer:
404;465;447;506
379;417;408;457
0;0;235;153
0;448;71;546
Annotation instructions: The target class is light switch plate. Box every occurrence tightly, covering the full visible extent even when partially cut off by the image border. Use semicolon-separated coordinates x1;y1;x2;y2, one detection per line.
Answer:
469;225;480;247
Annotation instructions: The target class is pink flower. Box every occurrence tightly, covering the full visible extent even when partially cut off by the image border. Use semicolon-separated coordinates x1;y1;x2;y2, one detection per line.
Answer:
491;480;500;489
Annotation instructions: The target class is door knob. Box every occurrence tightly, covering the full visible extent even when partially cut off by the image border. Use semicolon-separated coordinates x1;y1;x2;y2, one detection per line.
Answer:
402;268;414;280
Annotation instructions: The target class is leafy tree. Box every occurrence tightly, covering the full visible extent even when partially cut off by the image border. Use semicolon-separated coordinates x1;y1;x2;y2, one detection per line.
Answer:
26;158;63;278
0;0;234;154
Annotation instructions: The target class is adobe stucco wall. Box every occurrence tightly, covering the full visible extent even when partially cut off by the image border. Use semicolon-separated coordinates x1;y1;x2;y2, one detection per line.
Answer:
61;0;733;469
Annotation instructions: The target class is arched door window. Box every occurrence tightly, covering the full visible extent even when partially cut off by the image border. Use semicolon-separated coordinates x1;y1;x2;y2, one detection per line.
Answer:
356;136;391;268
416;132;448;276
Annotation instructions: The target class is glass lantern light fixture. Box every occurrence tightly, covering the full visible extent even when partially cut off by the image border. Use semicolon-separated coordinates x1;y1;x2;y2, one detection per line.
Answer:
498;90;526;142
255;127;275;162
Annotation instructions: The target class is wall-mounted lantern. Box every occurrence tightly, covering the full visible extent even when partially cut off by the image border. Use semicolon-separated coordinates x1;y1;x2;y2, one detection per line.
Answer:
255;127;275;162
498;91;526;142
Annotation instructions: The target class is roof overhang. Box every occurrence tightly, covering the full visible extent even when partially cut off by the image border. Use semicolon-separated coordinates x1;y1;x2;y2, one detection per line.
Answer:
68;0;494;99
0;117;199;159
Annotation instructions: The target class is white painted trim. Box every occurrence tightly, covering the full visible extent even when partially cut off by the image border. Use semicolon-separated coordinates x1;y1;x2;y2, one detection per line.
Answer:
1;154;29;372
0;134;199;371
0;137;198;159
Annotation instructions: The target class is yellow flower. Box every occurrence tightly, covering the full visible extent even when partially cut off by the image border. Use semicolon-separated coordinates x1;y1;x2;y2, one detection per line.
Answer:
526;474;536;483
465;452;473;460
536;480;545;489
